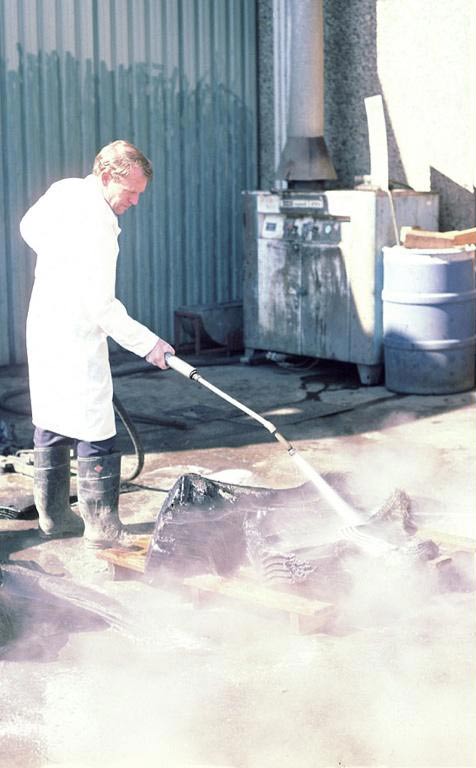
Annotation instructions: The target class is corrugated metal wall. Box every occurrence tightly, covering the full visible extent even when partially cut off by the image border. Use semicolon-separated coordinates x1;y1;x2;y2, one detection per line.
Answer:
0;0;258;365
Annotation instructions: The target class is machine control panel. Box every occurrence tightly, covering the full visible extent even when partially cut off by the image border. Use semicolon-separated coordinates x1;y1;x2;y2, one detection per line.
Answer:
261;214;346;244
280;194;328;212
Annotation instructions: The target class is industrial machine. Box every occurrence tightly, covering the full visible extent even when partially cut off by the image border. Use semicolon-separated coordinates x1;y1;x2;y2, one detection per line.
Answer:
242;0;440;384
242;188;439;384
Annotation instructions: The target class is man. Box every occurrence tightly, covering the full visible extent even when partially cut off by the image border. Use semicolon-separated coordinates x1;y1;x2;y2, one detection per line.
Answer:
20;140;174;548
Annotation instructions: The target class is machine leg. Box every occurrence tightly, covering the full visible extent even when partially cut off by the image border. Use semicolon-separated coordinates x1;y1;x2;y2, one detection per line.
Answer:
356;363;383;386
240;348;268;365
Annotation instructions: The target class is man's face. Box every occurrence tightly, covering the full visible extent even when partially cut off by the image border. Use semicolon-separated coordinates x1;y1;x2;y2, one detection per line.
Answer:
101;164;148;215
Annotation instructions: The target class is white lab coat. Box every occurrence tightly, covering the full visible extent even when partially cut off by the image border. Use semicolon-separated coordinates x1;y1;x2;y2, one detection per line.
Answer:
20;174;159;441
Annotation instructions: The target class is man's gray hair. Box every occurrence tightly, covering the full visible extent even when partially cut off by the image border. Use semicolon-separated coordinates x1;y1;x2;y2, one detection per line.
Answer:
93;140;153;179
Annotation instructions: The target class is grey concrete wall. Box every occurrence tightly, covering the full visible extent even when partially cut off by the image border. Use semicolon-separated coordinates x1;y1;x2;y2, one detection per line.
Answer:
256;0;277;191
257;0;476;231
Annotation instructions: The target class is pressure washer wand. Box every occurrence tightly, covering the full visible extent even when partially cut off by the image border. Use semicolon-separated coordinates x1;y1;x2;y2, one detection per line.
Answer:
164;354;394;550
164;352;377;533
164;353;295;454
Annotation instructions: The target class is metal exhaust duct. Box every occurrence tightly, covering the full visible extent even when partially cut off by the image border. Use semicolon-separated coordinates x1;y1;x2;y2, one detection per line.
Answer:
277;0;336;187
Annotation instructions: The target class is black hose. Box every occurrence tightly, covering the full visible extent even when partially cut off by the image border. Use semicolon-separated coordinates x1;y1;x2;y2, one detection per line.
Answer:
0;386;145;482
112;394;144;482
0;355;250;488
0;388;31;416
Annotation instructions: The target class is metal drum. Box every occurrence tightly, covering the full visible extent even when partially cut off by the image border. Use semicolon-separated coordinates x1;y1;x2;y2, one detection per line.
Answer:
382;246;476;394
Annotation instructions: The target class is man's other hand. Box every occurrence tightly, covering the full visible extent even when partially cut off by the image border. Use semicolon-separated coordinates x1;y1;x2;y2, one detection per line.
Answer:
145;338;175;369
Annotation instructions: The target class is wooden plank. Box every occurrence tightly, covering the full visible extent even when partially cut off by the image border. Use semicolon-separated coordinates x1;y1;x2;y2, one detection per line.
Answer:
96;541;336;632
183;571;335;633
428;554;453;569
401;226;476;249
416;528;476;553
96;534;150;575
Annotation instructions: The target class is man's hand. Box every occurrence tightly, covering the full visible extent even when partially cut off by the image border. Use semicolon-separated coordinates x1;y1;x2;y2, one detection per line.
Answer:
145;338;175;369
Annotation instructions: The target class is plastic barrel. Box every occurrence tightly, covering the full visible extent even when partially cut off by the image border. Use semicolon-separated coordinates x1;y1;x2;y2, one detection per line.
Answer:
382;245;476;394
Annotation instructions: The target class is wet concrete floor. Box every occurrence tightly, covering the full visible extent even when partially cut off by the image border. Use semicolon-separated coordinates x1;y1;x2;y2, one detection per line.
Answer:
1;351;475;768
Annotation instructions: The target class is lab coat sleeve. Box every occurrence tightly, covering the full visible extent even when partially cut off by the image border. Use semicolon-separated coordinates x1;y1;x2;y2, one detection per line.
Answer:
97;298;160;357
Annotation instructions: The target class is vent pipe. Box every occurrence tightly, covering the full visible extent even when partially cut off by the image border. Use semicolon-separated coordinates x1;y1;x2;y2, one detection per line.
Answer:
277;0;336;187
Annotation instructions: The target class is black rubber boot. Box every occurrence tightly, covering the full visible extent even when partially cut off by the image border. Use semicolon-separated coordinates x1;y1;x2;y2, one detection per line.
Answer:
33;446;84;538
76;452;126;549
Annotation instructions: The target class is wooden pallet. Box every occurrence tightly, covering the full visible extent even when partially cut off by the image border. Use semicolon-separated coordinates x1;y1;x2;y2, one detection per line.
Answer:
183;570;335;634
96;537;335;633
96;527;475;632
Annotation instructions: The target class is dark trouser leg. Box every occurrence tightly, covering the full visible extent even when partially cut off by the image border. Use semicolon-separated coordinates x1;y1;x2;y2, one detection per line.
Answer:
33;428;83;538
76;436;116;458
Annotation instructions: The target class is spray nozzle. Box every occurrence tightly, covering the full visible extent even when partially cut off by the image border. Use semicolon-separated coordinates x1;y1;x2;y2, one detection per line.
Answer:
272;429;295;454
